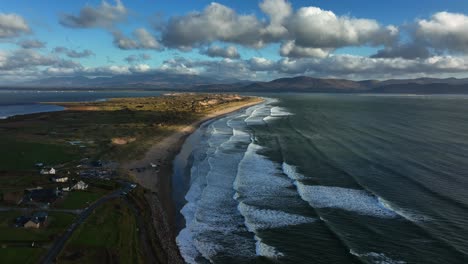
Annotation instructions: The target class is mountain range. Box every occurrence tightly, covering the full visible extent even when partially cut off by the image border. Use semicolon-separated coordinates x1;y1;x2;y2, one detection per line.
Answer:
7;73;468;94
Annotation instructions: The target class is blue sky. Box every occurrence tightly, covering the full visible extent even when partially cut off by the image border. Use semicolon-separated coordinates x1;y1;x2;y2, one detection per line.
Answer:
1;0;468;82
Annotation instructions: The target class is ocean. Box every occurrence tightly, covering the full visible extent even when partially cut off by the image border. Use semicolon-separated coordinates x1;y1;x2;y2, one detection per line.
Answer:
174;94;468;264
0;89;163;119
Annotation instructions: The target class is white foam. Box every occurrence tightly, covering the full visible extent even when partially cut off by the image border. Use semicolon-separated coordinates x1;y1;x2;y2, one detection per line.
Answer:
378;197;431;222
282;162;399;218
176;228;200;264
255;235;284;259
178;113;258;262
270;106;294;117
350;250;406;264
238;202;316;231
295;184;398;218
282;163;307;181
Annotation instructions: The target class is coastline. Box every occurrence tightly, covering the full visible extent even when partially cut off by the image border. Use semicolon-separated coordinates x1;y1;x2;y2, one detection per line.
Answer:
124;97;264;262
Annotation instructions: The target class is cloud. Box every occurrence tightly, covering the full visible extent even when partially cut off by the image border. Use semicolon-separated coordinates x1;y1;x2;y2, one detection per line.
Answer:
280;40;331;58
53;46;95;58
415;12;468;53
371;43;430;59
124;53;151;64
259;0;292;40
158;0;399;57
0;49;81;71
200;45;240;59
161;2;264;49
0;13;30;38
18;39;46;49
59;0;128;28
112;28;163;50
288;7;398;49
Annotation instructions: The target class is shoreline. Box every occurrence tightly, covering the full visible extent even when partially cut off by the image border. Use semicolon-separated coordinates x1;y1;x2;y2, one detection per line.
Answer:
123;97;264;262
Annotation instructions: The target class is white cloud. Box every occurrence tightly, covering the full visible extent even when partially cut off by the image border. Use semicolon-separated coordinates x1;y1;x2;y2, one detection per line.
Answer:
415;12;468;53
59;0;128;28
200;45;240;59
161;2;264;49
0;13;30;38
112;28;163;50
288;7;398;48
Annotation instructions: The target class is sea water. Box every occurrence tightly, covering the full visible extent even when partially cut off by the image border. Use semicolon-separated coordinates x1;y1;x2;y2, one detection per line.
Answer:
175;94;468;263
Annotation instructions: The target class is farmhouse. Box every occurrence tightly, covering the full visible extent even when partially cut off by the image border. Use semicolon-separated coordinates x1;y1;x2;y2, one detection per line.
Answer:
40;167;56;175
15;212;48;229
51;176;68;183
72;181;88;190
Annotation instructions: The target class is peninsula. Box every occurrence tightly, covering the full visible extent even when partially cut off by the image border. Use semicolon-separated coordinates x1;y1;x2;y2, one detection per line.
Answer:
0;93;262;263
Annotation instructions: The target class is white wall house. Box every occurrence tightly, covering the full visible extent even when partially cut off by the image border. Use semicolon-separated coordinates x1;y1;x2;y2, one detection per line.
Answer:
72;181;88;190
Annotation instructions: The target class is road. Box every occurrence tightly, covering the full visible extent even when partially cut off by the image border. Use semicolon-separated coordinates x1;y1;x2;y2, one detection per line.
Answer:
40;183;135;264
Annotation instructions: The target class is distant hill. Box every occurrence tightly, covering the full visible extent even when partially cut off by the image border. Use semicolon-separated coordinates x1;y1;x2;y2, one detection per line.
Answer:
7;73;468;94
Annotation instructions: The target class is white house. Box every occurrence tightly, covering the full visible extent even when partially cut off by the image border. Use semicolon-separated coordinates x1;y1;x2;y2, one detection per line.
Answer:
40;168;56;175
72;181;88;190
51;176;68;183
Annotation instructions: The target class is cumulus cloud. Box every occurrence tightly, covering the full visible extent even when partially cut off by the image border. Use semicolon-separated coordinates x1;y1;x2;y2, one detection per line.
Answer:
371;43;430;59
415;12;468;53
288;7;398;49
112;28;162;50
280;40;331;58
0;49;81;72
259;0;292;40
200;45;240;59
59;0;128;28
161;2;264;49
0;13;30;38
53;46;95;58
124;53;151;64
18;39;46;49
159;0;399;58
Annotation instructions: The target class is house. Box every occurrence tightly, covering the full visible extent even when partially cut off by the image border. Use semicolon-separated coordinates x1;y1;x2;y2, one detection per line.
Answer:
51;176;68;183
72;181;88;190
40;167;56;175
15;212;48;228
62;186;71;192
24;188;60;204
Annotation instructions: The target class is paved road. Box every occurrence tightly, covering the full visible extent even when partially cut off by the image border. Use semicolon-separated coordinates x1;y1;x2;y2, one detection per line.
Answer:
41;183;135;264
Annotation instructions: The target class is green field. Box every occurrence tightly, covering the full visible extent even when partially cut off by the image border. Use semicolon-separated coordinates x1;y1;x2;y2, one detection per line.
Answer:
0;248;46;264
0;211;76;263
56;189;110;210
0;140;78;171
59;199;143;263
0;211;75;243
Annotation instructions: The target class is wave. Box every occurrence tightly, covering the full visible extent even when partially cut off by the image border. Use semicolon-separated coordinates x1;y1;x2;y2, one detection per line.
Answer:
282;162;398;218
238;202;316;231
350;250;406;264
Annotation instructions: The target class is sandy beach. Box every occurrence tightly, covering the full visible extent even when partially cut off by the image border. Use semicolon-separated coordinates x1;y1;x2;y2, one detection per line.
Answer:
123;97;264;262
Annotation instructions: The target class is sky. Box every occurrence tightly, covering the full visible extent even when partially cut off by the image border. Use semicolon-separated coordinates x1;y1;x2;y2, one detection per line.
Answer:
1;0;468;83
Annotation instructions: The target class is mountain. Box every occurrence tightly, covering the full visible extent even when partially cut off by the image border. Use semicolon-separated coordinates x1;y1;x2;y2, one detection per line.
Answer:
8;73;468;94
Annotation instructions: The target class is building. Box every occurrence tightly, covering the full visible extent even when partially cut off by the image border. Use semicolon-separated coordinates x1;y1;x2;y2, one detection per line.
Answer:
72;181;88;190
51;176;68;183
15;212;48;228
40;168;56;175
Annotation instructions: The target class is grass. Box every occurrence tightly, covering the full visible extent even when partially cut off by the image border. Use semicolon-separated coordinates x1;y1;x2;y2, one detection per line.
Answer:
0;211;76;243
56;188;109;210
58;199;143;264
0;248;46;264
0;140;79;171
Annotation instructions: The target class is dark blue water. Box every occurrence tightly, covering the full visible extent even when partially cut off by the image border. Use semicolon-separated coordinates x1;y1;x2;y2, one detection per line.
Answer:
175;94;468;264
0;89;163;119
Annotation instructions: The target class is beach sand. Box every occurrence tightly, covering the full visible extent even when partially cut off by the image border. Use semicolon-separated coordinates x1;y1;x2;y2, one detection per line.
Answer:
123;98;264;263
